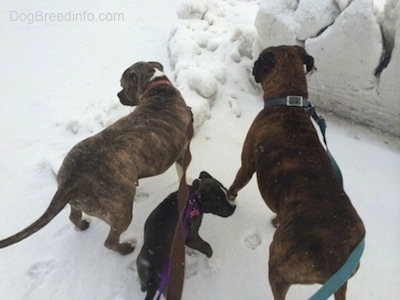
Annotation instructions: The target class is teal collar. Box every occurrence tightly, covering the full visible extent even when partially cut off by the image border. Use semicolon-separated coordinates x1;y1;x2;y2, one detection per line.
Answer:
264;95;311;108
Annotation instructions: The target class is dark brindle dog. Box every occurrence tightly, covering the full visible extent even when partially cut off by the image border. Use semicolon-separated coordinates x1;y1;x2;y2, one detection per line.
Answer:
228;46;365;300
0;61;193;255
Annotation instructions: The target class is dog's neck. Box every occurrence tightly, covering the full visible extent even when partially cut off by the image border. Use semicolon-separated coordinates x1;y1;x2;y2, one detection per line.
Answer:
143;77;172;93
261;72;309;102
262;86;309;103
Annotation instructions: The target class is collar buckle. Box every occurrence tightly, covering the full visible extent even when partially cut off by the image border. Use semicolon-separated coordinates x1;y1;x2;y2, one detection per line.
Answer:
286;95;304;107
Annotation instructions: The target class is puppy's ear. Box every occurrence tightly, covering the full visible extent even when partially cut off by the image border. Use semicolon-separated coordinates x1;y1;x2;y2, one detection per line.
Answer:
148;61;164;72
192;179;201;190
295;46;314;73
199;171;212;180
252;51;275;83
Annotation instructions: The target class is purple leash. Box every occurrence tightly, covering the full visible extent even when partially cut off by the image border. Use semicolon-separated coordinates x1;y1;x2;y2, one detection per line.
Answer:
155;186;199;300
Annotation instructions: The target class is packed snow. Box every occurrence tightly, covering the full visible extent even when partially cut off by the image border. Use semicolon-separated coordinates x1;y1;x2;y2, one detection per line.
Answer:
254;0;400;137
0;0;399;299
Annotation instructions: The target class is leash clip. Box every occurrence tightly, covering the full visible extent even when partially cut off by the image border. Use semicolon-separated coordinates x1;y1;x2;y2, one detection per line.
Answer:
286;95;304;107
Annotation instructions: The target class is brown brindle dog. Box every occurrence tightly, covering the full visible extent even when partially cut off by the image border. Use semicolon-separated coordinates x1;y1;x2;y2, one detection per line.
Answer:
0;61;193;255
228;46;365;300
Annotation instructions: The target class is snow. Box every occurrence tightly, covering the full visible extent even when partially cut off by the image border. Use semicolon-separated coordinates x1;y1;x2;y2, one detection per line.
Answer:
254;0;400;137
0;0;399;299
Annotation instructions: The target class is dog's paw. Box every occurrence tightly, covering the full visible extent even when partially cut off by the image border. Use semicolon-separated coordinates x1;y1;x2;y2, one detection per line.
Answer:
118;239;137;255
243;229;262;250
76;218;91;231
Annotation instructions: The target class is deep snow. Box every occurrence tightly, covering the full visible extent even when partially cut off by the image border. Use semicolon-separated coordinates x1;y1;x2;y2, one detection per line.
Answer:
0;0;399;299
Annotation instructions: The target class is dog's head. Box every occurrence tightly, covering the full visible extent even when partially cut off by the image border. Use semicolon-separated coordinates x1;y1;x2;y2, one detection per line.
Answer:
252;45;314;84
117;61;166;106
192;171;236;217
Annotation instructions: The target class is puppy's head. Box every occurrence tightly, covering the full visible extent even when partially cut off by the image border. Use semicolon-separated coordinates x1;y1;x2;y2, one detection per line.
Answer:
252;45;314;83
117;61;165;106
192;171;236;217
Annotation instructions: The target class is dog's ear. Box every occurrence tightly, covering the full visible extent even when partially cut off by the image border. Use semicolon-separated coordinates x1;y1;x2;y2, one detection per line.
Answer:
252;50;276;83
294;46;314;73
199;171;212;180
118;71;138;106
192;179;201;191
128;71;139;93
128;71;138;83
148;61;164;72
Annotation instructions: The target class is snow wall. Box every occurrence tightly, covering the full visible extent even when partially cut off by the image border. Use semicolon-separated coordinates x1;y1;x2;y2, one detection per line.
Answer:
254;0;400;137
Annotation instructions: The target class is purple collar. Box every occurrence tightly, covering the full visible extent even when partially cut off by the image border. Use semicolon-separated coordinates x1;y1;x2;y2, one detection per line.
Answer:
183;185;200;226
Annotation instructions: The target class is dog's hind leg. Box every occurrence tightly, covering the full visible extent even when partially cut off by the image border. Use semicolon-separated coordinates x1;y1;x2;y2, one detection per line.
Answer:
334;281;347;300
104;228;135;255
269;279;290;300
103;197;135;255
69;206;90;230
269;269;290;300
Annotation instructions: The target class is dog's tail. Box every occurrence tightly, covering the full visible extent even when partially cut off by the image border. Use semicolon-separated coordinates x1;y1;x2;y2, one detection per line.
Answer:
0;187;72;248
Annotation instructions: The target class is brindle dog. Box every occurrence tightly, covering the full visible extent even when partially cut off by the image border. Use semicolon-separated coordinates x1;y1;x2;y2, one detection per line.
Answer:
228;46;365;300
0;61;193;255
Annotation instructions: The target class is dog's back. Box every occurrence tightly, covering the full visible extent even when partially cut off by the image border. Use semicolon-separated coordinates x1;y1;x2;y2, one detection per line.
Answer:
59;84;190;188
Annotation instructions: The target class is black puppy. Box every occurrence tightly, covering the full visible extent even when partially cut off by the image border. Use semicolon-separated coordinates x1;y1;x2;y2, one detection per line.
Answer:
136;171;236;300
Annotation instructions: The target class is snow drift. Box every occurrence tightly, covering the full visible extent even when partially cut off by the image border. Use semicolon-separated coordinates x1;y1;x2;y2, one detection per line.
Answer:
254;0;400;137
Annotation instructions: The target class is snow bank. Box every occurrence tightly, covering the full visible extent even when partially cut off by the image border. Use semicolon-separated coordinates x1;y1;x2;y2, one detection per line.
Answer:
254;0;400;137
380;0;400;123
168;0;259;131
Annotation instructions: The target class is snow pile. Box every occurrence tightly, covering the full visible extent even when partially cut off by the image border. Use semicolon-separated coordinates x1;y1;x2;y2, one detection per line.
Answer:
254;0;400;137
380;0;400;123
254;0;341;46
168;0;260;131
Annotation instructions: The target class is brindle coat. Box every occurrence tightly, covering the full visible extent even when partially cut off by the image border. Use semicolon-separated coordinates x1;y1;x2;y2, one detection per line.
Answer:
228;46;365;300
0;61;193;255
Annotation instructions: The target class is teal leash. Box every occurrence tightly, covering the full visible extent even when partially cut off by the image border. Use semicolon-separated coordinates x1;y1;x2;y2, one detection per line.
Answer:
309;237;365;300
264;96;343;185
308;106;343;186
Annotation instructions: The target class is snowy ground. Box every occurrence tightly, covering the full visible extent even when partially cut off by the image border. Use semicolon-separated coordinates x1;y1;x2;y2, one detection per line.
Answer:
0;0;399;299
